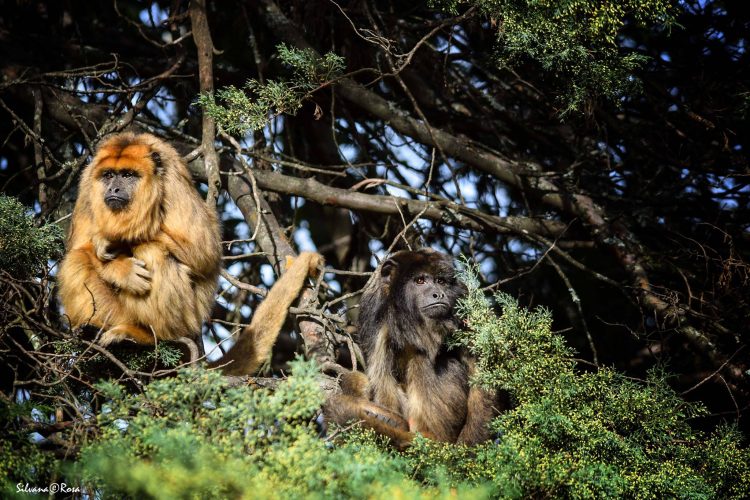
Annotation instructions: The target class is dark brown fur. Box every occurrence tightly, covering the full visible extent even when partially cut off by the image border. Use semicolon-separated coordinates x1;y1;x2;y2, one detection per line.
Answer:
326;249;500;447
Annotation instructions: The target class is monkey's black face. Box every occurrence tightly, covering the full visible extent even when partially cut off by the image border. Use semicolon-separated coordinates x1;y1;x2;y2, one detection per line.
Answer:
99;169;140;211
405;272;459;319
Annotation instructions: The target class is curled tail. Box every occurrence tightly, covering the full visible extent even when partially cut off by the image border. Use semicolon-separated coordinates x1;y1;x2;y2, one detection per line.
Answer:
211;252;324;375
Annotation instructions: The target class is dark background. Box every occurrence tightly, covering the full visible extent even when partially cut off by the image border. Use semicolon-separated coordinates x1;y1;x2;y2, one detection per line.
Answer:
0;0;748;434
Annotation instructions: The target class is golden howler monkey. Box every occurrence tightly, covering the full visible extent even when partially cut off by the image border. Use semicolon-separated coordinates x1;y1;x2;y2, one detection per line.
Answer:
326;249;500;448
58;132;322;375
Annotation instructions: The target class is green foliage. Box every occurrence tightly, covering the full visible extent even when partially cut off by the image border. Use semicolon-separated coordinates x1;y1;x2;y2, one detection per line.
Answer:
0;195;63;277
400;262;750;498
50;337;183;375
432;0;675;113
198;44;344;134
0;401;58;496
72;358;447;499
3;265;747;498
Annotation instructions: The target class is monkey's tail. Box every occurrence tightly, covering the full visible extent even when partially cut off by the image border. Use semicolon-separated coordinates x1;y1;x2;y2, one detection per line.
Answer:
210;252;324;375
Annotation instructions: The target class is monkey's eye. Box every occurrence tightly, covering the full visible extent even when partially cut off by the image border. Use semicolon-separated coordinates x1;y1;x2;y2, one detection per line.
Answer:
121;170;138;178
415;276;426;285
101;170;114;180
436;277;445;285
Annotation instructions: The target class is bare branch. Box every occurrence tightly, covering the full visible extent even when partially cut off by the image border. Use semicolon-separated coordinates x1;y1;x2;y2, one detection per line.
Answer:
190;0;222;205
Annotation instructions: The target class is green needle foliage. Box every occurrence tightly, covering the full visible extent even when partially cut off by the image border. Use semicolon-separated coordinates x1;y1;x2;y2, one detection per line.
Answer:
3;261;747;498
71;358;441;499
0;195;63;277
198;44;345;134
432;0;675;113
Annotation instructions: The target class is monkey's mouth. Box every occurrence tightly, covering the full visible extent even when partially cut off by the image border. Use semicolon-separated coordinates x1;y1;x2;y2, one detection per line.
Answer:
105;196;129;211
423;302;450;312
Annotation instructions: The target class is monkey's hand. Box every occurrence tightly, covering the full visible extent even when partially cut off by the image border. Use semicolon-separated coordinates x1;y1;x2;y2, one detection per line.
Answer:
99;257;152;295
93;235;118;261
323;395;413;449
121;258;152;294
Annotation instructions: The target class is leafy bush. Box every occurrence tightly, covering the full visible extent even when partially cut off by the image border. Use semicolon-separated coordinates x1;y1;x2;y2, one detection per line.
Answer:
72;358;438;499
2;262;747;499
400;263;750;498
0;195;62;277
432;0;675;113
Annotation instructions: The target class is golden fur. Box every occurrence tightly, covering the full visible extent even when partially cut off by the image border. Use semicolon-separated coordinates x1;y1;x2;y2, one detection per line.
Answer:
212;252;324;375
58;132;221;345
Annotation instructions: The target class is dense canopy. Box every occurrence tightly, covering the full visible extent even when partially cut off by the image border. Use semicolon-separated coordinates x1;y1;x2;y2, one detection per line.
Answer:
0;0;748;497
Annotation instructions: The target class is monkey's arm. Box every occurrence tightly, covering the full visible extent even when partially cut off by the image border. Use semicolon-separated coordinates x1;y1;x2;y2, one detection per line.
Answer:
210;252;324;375
64;243;152;295
456;386;496;444
96;256;152;295
156;227;219;279
62;211;152;296
84;234;151;295
456;358;501;445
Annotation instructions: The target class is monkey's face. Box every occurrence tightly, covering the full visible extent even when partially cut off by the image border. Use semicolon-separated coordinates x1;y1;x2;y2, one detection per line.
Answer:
91;139;162;214
404;271;460;319
99;169;141;211
379;249;466;322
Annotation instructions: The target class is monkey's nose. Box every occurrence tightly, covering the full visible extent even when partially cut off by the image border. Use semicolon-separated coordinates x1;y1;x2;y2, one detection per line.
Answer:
433;292;445;299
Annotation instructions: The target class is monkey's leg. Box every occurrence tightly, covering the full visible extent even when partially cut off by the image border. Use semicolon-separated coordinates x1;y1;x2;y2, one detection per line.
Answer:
324;394;414;449
455;386;496;445
456;358;502;445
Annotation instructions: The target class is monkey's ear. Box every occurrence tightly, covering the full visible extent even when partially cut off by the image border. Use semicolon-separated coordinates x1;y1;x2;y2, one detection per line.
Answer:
380;259;398;285
150;151;164;175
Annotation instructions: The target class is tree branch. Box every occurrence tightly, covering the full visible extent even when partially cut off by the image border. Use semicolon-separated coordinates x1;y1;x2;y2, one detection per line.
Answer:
246;168;568;238
223;160;334;366
254;0;723;369
189;0;222;205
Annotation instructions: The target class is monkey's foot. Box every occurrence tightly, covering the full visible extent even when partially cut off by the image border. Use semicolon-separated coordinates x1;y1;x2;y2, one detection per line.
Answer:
360;402;409;431
98;329;131;346
364;409;405;429
98;325;155;346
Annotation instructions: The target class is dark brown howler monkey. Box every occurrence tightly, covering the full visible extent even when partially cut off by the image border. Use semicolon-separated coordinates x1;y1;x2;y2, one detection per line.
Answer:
58;132;324;376
326;249;500;448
